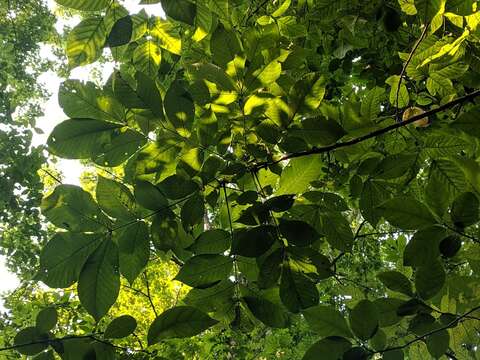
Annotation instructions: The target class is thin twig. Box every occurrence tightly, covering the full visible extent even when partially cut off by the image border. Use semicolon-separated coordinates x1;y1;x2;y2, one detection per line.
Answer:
143;270;158;317
395;22;430;116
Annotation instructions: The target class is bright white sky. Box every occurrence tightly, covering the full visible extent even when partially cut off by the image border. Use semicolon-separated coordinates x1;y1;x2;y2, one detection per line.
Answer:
0;0;165;310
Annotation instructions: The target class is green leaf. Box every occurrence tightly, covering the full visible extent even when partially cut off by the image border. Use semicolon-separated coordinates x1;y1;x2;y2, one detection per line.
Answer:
181;193;205;229
290;73;327;114
147;306;218;345
13;327;49;356
386;75;409;108
263;195;295;212
164;81;195;136
39;232;104;288
106;16;132;47
439;234;462;258
243;296;288;328
134;180;168;211
415;259;445;300
157;175;199;199
232;225;276;257
349;299;379;340
41;184;107;232
135;71;164;118
182;280;235;315
426;329;450;358
280;265;319;313
383;349;404;360
429;159;467;198
303;305;353;338
302;337;351;360
133;40;162;78
104;315;137;339
374;298;405;327
279;219;319;247
377;271;413;296
33;350;56;360
36;308;58;333
116;221;149;284
291;117;346;147
188;63;237;91
403;226;447;267
161;0;196;25
374;154;417;180
47;119;123;159
55;0;110;11
78;239;120;321
188;229;231;255
66;17;108;67
210;25;242;67
361;87;385;120
258;249;283;289
451;192;479;227
277;155;324;195
59;80;124;123
452;106;480;138
360;180;390;226
378;197;436;230
93;128;146;167
150;18;182;55
319;212;354;252
96;176;136;220
175;254;233;288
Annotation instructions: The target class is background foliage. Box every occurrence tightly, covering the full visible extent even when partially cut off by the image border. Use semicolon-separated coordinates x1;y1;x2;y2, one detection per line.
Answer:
1;0;480;359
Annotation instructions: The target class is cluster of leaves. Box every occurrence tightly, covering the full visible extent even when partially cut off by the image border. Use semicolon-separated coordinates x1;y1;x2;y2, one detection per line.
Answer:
3;0;480;359
0;0;56;277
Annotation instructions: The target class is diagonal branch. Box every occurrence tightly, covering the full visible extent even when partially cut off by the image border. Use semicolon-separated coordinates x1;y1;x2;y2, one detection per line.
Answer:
253;89;480;170
375;305;480;355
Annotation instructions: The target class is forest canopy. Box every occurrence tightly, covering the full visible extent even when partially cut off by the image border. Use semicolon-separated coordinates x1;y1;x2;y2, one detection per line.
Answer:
1;0;480;359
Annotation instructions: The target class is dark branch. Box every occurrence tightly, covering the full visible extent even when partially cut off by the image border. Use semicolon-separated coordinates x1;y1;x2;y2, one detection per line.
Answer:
375;305;480;355
253;89;480;170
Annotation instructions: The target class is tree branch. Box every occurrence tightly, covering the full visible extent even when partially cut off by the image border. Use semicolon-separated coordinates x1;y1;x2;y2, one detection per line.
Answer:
375;305;480;355
253;89;480;170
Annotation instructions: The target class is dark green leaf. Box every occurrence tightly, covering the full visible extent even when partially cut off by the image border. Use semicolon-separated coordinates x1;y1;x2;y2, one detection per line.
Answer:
157;174;199;199
13;327;49;356
96;176;136;220
302;336;351;360
264;195;295;212
377;271;413;296
41;184;107;232
134;180;168;211
279;219;319;247
303;305;352;338
451;191;479;227
188;229;231;255
175;254;233;288
116;221;149;284
39;233;104;288
36;308;58;333
403;226;447;267
232;225;276;257
378;197;436;230
415;259;445;300
349;300;379;340
104;315;137;339
107;16;132;47
78;240;120;321
161;0;196;25
280;265;319;313
243;296;288;328
147;306;218;345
